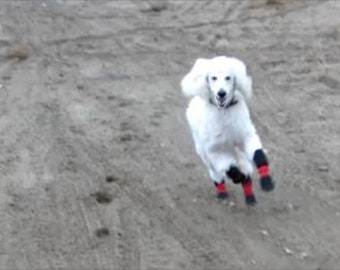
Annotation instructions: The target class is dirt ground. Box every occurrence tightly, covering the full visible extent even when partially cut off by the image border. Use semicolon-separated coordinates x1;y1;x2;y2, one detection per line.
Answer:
0;0;340;269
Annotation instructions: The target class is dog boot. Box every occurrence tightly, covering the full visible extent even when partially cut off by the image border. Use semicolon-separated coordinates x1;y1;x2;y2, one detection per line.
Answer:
258;165;274;191
242;177;257;206
226;166;256;205
214;180;228;199
253;149;275;191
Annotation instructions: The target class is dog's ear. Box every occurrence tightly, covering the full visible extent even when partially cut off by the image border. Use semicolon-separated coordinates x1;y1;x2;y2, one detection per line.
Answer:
181;58;210;99
230;58;252;102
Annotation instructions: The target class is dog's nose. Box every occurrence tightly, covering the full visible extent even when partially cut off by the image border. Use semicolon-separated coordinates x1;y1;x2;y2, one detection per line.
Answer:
217;90;226;99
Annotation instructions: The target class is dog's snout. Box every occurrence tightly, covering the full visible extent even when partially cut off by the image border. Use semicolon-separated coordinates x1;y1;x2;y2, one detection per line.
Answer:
217;90;226;99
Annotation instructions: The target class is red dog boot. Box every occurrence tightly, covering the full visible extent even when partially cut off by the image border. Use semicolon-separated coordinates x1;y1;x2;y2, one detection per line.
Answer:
214;180;228;199
242;177;257;206
253;149;275;191
258;165;274;191
226;166;256;205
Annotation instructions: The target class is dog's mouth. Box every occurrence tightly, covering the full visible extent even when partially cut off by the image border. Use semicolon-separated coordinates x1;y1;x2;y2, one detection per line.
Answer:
215;96;228;108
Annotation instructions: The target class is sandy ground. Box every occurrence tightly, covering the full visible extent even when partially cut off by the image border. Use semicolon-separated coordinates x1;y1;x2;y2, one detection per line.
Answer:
0;0;340;269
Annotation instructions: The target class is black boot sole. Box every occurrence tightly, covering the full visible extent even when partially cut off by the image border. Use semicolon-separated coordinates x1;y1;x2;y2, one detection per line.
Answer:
245;194;257;206
260;176;275;192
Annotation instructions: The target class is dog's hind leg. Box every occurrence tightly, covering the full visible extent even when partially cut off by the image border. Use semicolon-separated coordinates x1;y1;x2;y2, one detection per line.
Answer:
234;147;253;176
208;153;243;199
206;167;229;199
226;166;256;206
241;177;257;206
214;180;228;199
194;145;229;199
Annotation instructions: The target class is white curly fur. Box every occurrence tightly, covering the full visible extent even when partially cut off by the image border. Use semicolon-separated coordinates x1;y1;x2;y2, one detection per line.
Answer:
181;56;252;103
181;56;263;183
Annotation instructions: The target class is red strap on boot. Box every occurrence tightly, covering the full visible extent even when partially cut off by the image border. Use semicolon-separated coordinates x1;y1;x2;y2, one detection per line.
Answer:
258;165;269;177
216;181;227;194
242;181;254;197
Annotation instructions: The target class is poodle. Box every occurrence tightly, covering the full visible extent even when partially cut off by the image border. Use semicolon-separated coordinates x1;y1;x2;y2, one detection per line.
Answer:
181;56;274;205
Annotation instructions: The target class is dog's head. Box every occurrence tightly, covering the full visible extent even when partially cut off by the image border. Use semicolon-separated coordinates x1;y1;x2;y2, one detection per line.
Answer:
181;56;252;108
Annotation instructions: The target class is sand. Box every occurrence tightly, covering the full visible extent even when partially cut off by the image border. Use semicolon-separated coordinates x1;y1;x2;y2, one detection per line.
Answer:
0;0;340;269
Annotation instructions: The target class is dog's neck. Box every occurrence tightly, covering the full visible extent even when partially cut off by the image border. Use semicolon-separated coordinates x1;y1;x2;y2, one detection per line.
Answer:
209;97;238;109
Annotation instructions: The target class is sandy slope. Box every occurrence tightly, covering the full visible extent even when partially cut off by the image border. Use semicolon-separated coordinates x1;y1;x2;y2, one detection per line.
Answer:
0;0;340;269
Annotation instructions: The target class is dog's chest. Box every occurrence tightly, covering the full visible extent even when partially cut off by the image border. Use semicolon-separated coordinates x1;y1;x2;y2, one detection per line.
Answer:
202;110;243;146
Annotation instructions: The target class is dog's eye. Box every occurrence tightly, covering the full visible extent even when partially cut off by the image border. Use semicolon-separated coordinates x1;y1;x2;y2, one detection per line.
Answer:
225;76;231;81
211;76;217;81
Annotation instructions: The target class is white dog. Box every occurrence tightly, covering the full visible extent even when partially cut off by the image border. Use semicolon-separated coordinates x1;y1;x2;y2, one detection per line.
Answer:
181;56;274;205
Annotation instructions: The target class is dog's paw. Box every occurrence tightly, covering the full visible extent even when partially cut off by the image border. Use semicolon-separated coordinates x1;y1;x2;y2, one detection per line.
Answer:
216;192;229;200
245;194;257;206
260;176;275;192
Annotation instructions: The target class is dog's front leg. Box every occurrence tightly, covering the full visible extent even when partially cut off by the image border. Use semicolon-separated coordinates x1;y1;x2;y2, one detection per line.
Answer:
253;149;274;191
244;134;275;191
